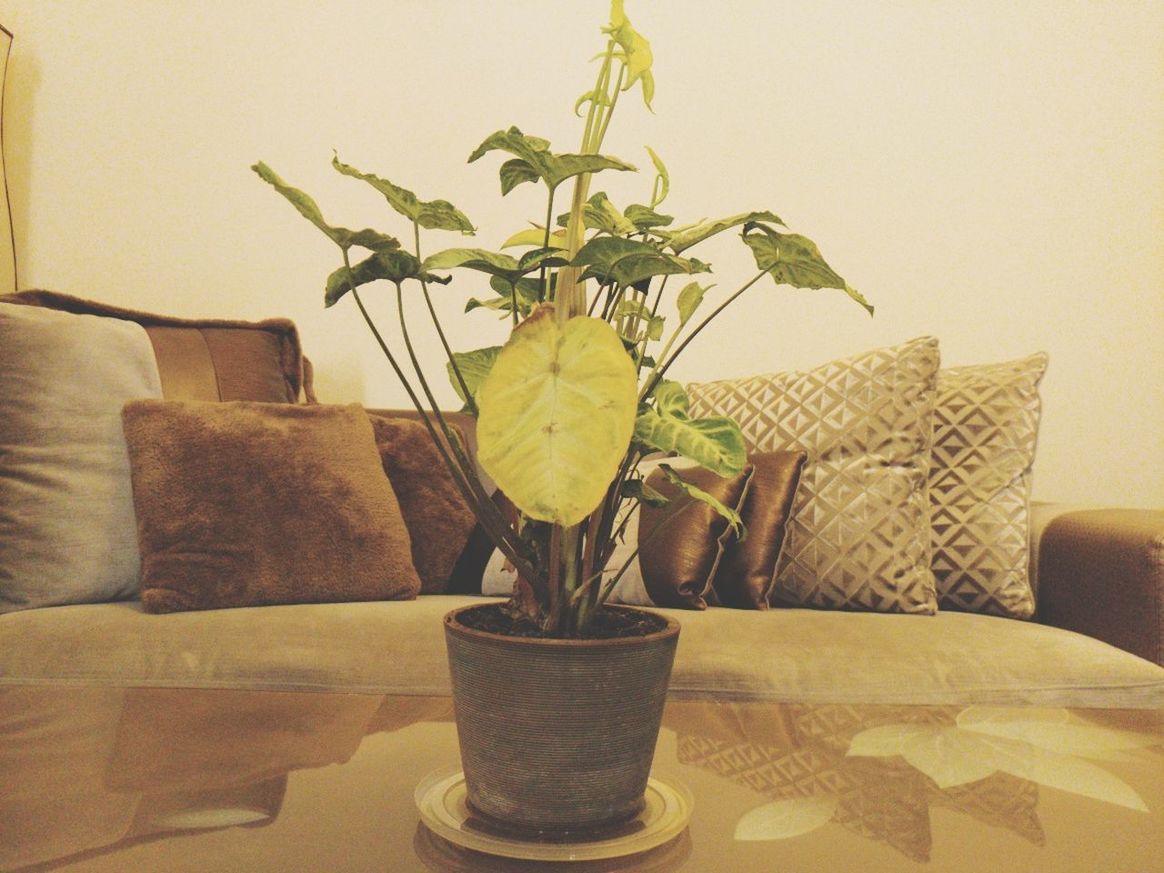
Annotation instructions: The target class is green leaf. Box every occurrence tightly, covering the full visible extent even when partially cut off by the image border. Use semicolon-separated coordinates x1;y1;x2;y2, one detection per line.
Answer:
253;162;401;252
661;210;784;254
572;236;710;288
517;247;570;273
676;281;709;327
645;145;669;208
583;192;638;236
574;88;612;117
658;464;743;536
331;156;475;234
323;251;449;307
476;306;638;526
624;203;674;232
501;226;568;249
423;247;520;277
447;346;502;411
499;159;541;195
621;477;670;508
741;223;873;315
468;127;636;192
651;379;690;417
608;1;655;109
633;409;747;477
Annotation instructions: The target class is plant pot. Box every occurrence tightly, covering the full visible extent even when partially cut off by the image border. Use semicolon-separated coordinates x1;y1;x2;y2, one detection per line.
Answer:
443;603;680;835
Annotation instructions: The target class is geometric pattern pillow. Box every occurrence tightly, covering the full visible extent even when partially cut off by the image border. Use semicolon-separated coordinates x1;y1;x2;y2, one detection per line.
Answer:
688;337;941;614
930;353;1048;618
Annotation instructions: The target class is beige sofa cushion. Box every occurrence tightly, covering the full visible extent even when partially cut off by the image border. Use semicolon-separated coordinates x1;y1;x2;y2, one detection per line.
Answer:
1;597;1160;709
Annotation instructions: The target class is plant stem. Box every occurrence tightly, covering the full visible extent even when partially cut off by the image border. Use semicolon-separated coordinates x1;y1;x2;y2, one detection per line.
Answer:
407;219;478;416
640;269;769;403
345;261;530;580
538;188;556;303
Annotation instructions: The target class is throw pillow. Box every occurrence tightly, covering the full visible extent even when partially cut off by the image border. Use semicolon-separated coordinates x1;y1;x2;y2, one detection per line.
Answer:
635;459;755;609
481;458;754;610
687;336;941;614
929;353;1049;618
713;450;808;610
122;400;421;613
367;413;477;594
0;303;163;612
1;290;313;403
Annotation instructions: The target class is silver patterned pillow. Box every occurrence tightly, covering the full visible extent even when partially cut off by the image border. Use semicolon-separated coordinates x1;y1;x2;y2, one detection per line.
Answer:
688;337;940;614
929;353;1048;618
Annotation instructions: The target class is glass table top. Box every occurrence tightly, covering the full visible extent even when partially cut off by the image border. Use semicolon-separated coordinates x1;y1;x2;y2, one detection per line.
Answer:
2;685;1160;872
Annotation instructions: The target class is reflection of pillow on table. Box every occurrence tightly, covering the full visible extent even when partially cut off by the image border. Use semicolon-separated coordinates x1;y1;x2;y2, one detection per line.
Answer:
122;400;421;613
0;303;163;612
688;337;941;614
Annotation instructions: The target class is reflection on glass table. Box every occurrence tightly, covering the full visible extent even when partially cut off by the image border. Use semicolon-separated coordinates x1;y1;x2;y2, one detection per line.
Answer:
1;686;1160;872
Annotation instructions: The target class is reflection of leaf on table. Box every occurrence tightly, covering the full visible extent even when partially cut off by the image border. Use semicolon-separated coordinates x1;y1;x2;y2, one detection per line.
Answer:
674;701;1053;863
848;706;1155;813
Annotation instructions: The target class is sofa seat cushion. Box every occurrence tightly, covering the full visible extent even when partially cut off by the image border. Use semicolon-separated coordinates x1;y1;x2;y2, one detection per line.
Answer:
2;597;1161;708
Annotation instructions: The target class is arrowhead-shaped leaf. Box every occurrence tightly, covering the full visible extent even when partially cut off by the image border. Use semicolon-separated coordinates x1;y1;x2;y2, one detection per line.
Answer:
583;192;638;236
661;210;784;254
501;226;569;250
633;409;747;477
608;1;655;109
468;127;636;192
324;251;449;307
573;236;710;288
624;203;674;232
676;281;710;327
741;223;873;315
253;162;401;253
621;476;670;508
476;306;638;526
331;156;475;234
657;464;745;536
423;247;520;277
447;345;502;411
499;158;541;195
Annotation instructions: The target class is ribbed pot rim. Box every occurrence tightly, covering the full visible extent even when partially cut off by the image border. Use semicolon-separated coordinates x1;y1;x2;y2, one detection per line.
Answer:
444;603;680;649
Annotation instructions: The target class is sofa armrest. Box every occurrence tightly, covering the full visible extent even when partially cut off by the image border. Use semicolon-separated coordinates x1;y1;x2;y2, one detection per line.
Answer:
1032;504;1164;666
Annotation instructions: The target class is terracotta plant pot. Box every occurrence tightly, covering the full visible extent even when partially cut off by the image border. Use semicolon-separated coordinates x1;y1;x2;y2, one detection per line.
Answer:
443;603;680;834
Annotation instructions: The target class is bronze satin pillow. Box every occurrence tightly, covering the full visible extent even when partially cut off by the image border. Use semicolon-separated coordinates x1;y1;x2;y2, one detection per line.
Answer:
367;414;477;594
713;450;807;609
1;290;313;403
122;401;421;613
637;462;753;610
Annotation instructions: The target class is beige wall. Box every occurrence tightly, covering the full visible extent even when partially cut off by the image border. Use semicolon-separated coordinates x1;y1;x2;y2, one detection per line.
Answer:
3;1;1161;508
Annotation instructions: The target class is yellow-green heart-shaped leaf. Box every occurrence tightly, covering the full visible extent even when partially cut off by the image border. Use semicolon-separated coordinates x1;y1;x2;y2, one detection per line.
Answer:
476;306;637;526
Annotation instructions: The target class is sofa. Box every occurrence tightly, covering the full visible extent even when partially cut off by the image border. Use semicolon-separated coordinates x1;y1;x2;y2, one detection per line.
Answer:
1;291;1162;710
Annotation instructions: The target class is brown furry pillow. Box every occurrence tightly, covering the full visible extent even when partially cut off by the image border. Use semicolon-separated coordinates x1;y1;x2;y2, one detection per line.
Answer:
122;401;420;613
367;414;477;594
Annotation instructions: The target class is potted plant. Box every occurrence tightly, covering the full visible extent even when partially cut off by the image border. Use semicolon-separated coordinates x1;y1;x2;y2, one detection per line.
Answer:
255;0;869;836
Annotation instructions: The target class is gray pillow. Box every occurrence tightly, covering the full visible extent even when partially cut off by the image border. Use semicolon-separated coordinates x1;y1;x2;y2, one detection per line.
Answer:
0;303;163;611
